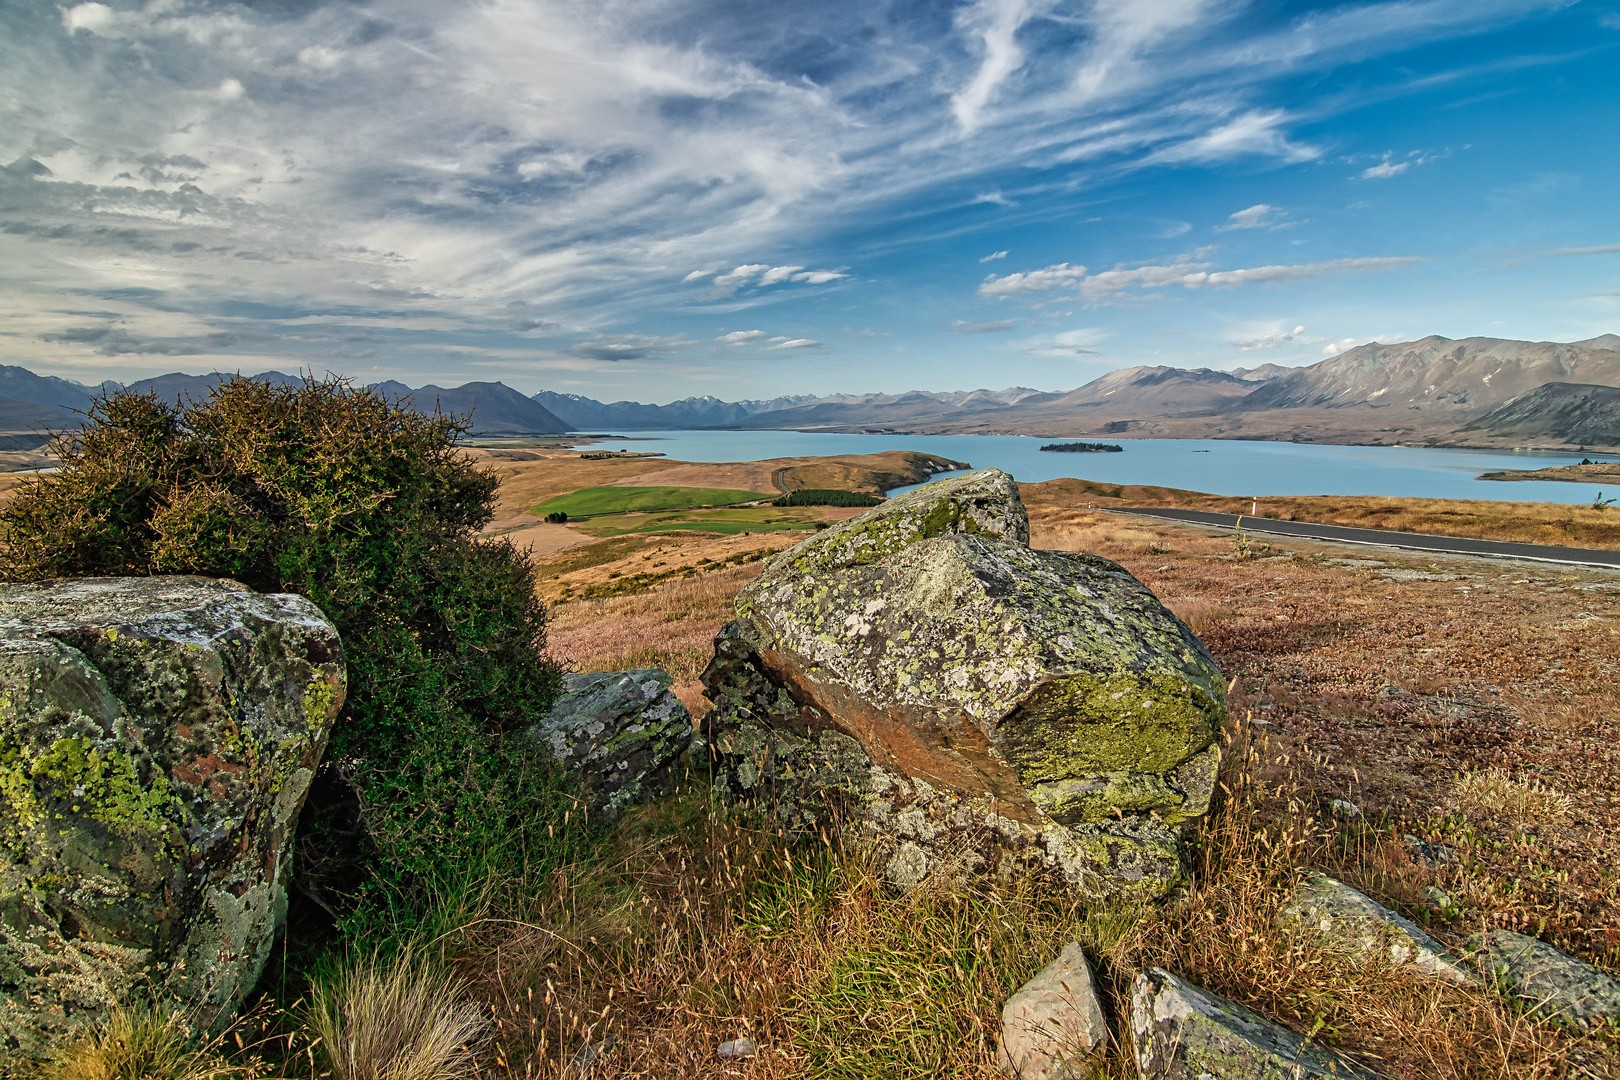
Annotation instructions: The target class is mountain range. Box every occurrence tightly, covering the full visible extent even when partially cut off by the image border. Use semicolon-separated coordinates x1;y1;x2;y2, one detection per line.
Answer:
4;333;1617;450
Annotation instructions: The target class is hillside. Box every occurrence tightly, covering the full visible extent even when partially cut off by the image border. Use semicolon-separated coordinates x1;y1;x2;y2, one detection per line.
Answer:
1457;382;1620;446
1012;365;1260;420
535;391;818;430
1239;335;1620;415
373;380;570;434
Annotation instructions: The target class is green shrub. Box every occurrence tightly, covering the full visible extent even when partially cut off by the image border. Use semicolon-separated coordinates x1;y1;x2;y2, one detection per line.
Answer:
0;378;568;919
772;488;884;508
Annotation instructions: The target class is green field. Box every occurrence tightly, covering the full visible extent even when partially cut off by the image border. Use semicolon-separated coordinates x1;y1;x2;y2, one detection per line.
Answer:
570;505;832;537
533;485;771;518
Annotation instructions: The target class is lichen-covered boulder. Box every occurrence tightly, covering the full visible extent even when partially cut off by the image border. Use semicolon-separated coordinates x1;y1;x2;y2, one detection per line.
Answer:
0;576;343;1058
532;668;692;822
1131;967;1385;1079
1277;873;1476;985
701;470;1225;899
1466;930;1620;1029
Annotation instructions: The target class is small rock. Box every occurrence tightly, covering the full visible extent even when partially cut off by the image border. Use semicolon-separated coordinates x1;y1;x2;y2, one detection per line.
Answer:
533;668;692;821
1466;930;1620;1029
1131;967;1385;1079
1403;833;1458;867
569;1035;616;1073
998;943;1107;1079
1277;872;1475;985
717;1037;757;1060
1419;885;1455;913
1328;799;1361;818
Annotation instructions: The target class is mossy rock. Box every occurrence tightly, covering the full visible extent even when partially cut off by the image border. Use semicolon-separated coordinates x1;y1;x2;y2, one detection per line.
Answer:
532;668;692;822
702;470;1225;900
0;577;343;1061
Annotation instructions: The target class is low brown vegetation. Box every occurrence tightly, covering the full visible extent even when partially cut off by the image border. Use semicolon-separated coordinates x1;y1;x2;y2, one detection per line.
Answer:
1024;476;1620;549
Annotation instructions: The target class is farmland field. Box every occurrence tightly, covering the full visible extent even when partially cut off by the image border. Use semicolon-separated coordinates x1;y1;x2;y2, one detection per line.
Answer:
533;485;770;517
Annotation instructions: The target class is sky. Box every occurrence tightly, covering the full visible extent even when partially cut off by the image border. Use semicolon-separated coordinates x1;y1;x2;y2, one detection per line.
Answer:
2;0;1618;404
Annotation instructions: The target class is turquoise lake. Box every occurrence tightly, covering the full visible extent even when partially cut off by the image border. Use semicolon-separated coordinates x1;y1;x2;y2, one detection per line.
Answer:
568;430;1609;504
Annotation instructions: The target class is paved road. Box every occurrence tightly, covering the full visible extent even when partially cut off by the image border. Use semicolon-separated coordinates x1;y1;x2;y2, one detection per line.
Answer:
1108;506;1620;569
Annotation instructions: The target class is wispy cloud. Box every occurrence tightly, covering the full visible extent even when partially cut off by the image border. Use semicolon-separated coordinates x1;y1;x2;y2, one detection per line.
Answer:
767;337;824;350
1230;325;1307;350
1216;204;1285;231
981;256;1424;302
980;250;1010;262
947;319;1018;333
1022;328;1105;356
717;330;769;344
0;0;1577;390
569;334;694;361
1544;243;1620;255
1152;111;1320;165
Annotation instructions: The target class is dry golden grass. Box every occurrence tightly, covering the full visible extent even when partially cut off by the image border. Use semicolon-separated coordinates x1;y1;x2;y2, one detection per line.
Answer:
546;561;766;685
38;1005;258;1080
1453;769;1573;825
1022;477;1620;549
309;952;489;1080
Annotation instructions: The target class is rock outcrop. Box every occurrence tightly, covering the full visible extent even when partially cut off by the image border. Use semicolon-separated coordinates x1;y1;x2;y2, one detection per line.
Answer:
998;942;1107;1079
1278;873;1475;985
1466;930;1620;1029
533;669;692;821
1131;967;1384;1079
701;470;1226;899
0;577;344;1057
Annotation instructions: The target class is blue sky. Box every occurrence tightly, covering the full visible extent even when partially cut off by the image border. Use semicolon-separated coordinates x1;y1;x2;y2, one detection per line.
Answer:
2;0;1617;402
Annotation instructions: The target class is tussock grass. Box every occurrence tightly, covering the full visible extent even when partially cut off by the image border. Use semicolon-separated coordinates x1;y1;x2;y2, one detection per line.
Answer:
1453;769;1573;824
39;1004;255;1080
309;951;489;1080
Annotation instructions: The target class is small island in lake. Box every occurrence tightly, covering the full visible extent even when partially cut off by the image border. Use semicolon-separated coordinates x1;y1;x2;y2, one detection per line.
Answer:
1039;441;1124;453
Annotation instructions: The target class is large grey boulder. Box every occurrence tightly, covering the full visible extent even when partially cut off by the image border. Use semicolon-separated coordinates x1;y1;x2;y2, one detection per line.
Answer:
534;669;691;822
1277;872;1475;985
1131;967;1385;1079
0;577;344;1057
998;943;1106;1080
1466;930;1620;1029
702;470;1226;899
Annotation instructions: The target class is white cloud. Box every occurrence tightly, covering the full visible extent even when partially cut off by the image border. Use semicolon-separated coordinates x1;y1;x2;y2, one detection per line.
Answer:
569;334;694;361
980;250;1009;262
1360;152;1409;179
759;265;806;286
216;78;245;101
1184;257;1422;288
717;329;768;344
682;269;712;282
1022;328;1105;356
767;337;823;350
702;264;843;295
947;319;1018;333
1216;204;1283;231
710;264;773;295
978;262;1088;297
1544;243;1620;255
982;256;1422;301
790;270;847;285
1153;111;1319;165
1322;337;1365;356
1231;325;1307;350
950;0;1053;133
